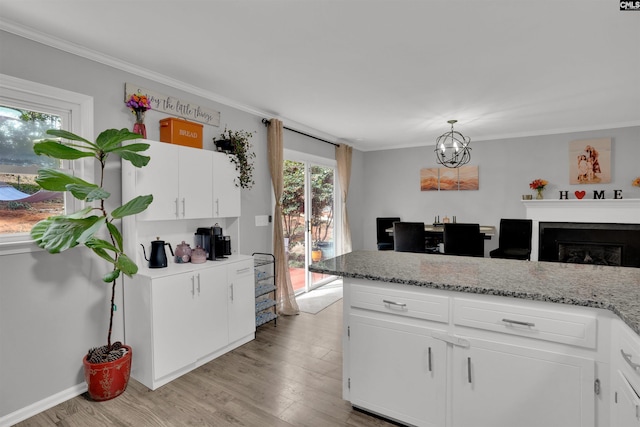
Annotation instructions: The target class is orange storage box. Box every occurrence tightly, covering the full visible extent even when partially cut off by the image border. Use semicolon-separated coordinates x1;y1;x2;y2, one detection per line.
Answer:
159;118;203;149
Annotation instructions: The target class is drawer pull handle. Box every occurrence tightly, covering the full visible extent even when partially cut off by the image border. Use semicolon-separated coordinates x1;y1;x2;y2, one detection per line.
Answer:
383;299;407;308
621;349;640;372
502;318;535;327
236;267;251;274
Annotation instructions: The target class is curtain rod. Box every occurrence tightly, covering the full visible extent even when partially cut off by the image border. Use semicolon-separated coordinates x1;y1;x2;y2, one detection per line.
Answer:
261;118;339;147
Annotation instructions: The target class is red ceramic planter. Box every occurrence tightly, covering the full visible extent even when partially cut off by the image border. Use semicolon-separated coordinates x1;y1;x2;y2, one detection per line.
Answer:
82;345;132;401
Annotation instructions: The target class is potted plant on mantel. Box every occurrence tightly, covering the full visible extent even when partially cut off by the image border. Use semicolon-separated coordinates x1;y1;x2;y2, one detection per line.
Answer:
212;127;256;189
30;128;153;401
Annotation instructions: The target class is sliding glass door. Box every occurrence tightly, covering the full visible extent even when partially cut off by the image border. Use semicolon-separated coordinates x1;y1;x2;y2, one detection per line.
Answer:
282;152;339;294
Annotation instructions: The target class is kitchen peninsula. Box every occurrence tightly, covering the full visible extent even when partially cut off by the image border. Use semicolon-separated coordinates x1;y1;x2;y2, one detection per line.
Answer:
310;251;640;427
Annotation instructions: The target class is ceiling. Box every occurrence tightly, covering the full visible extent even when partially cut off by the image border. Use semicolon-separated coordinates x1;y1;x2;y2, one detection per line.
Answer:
1;0;639;151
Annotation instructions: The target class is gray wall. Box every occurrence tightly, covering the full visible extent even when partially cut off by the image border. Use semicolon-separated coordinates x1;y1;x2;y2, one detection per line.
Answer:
360;126;640;253
0;30;344;419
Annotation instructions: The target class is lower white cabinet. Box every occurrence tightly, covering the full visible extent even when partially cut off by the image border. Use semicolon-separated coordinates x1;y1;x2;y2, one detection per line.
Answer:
345;279;602;427
349;313;447;427
124;258;255;390
227;259;256;343
612;320;640;426
451;338;595;427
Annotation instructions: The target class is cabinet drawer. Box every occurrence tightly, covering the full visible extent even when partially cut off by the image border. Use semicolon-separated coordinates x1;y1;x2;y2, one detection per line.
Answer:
350;283;449;323
453;297;597;348
228;259;254;280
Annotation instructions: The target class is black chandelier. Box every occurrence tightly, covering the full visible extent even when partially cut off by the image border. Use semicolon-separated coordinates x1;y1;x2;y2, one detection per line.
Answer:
434;120;471;168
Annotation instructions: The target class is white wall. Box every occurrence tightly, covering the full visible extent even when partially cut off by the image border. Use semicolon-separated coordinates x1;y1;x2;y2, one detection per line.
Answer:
358;126;640;253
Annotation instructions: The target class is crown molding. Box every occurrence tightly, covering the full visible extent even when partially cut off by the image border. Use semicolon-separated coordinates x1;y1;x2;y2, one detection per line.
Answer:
0;18;342;146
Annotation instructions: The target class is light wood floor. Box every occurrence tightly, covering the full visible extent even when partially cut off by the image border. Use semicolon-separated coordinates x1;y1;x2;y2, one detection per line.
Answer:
17;299;397;427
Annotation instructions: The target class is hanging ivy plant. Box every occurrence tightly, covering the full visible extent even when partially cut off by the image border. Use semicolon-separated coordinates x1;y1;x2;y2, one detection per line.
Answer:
213;127;256;189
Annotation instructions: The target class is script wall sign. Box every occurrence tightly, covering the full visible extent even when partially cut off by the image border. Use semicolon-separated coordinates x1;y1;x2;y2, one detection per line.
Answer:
125;83;220;127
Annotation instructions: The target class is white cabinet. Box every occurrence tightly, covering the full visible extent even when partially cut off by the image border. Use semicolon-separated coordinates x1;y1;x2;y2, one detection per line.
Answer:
133;140;213;220
451;339;595;427
124;258;254;390
613;370;640;426
227;259;255;343
345;279;602;427
152;266;227;379
212;151;241;218
612;320;640;426
349;313;447;427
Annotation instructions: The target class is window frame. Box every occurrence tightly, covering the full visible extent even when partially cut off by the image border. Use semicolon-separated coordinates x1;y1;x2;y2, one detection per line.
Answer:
0;74;94;255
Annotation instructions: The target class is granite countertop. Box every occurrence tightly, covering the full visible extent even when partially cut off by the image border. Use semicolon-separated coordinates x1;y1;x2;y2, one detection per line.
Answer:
309;250;640;336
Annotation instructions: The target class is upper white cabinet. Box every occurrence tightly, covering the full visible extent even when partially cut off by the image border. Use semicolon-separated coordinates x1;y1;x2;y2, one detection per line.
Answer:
212;151;241;218
133;140;213;220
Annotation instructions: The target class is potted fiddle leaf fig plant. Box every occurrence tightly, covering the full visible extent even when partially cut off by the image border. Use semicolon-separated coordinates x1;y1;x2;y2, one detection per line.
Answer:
212;127;256;189
30;128;153;401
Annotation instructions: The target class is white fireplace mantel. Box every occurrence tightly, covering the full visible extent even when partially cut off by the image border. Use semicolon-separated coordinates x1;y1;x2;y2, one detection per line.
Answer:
523;199;640;261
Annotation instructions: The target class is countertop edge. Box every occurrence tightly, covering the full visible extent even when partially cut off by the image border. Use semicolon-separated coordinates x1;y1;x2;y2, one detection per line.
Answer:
309;264;639;337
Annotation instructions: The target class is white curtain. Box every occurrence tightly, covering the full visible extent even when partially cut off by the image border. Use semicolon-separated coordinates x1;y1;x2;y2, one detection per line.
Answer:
336;143;353;253
267;119;299;315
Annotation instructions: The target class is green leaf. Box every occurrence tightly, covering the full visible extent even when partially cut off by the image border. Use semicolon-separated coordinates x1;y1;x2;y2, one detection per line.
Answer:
36;169;92;192
109;142;150;153
85;237;119;254
117;150;151;168
46;129;93;146
95;128;143;151
66;183;110;202
33;140;95;160
103;269;121;283
30;218;54;249
35;215;105;253
112;194;153;219
106;222;123;251
117;253;138;277
87;243;117;265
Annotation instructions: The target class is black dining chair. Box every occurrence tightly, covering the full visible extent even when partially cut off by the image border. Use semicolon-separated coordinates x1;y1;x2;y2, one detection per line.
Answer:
443;223;484;257
393;222;426;253
490;218;533;260
376;217;401;250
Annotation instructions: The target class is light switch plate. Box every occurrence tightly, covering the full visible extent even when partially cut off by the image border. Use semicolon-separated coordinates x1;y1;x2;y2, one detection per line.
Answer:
255;215;270;227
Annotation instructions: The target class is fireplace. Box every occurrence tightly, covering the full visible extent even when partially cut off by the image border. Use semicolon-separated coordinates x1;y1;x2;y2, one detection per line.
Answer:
539;222;640;268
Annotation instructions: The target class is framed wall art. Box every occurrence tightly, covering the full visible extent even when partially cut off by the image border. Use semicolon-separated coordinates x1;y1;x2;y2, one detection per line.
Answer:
569;138;611;184
420;165;479;191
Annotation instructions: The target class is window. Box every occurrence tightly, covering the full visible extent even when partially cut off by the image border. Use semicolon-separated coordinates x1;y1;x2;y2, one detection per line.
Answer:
0;74;94;254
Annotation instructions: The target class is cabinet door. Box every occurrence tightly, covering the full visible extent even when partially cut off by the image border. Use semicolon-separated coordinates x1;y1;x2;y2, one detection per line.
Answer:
451;339;595;427
152;273;199;380
612;370;640;427
212;152;241;218
136;141;179;220
195;266;229;356
227;260;255;343
349;313;447;427
179;148;213;219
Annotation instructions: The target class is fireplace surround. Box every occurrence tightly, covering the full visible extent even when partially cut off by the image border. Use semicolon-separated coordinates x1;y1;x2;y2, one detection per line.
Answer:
523;199;640;266
538;221;640;267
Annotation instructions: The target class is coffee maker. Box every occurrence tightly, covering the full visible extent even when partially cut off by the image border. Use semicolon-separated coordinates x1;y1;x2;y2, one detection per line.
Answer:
194;224;230;260
194;226;217;261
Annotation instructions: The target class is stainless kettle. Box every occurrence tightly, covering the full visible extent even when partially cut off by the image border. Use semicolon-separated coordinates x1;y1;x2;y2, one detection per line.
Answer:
141;237;174;268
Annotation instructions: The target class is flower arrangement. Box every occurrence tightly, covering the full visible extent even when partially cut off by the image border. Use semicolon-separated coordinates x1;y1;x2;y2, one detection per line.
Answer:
633;177;640;188
529;178;548;199
125;93;152;114
529;178;548;190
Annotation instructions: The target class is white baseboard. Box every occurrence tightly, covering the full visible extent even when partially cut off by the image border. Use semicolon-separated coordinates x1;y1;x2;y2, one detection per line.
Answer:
0;383;87;427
